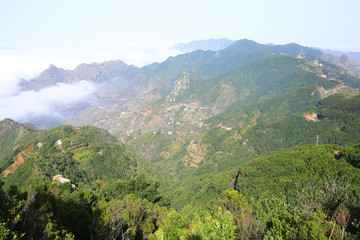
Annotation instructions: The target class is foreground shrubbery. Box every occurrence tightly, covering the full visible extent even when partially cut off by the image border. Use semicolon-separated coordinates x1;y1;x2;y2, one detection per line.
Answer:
2;137;360;239
1;172;359;239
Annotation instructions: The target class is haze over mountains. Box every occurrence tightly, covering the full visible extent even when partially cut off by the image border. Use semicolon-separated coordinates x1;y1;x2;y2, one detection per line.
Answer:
313;47;360;62
171;38;236;52
12;39;360;130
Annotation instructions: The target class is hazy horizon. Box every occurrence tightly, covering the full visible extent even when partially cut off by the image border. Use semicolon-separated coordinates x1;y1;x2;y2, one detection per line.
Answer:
1;0;359;123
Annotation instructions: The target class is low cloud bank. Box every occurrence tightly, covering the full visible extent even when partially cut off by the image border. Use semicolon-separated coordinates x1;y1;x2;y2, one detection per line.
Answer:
0;41;180;124
0;80;97;122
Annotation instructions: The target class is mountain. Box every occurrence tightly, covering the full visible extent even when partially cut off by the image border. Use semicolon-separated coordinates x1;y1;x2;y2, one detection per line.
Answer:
90;54;357;139
62;42;349;136
11;39;360;181
136;92;360;211
10;39;360;181
313;47;360;62
203;93;360;158
15;42;358;190
131;85;360;176
171;38;236;52
321;53;360;78
311;47;360;78
18;39;359;132
21;60;138;91
20;60;139;106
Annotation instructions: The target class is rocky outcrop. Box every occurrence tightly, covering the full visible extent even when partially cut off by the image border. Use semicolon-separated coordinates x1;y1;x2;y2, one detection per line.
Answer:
166;72;190;102
20;60;138;91
322;54;360;78
313;85;360;99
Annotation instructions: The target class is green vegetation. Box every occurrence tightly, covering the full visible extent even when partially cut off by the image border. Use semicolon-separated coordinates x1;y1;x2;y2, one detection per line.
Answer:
207;86;320;126
202;94;360;160
129;91;360;215
0;119;38;167
1;143;360;239
0;125;146;191
197;55;335;106
2;41;360;238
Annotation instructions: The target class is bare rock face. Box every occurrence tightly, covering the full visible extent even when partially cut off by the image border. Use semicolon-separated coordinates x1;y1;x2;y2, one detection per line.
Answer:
322;54;360;78
314;85;360;99
20;65;70;91
166;72;190;102
20;60;138;91
211;83;236;115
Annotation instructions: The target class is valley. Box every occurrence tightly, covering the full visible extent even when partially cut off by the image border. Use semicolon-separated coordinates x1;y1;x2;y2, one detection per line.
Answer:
1;39;360;239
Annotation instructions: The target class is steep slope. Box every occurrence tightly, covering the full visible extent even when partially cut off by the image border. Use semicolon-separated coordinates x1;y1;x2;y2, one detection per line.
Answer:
166;144;360;212
18;40;325;106
130;85;360;180
97;54;356;143
17;39;360;132
202;93;360;170
313;46;360;62
235;144;360;212
322;54;360;78
20;60;138;91
0;124;158;191
0;119;38;164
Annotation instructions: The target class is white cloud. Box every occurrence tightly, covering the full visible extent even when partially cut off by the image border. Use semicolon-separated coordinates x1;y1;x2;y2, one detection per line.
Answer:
0;80;97;122
0;42;180;95
0;41;180;123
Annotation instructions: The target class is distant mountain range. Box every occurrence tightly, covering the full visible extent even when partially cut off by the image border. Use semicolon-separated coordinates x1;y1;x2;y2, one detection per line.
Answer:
173;38;360;63
312;46;360;62
171;38;236;52
17;39;360;131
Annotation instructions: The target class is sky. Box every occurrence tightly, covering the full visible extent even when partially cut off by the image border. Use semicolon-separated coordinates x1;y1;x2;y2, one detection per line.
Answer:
0;0;359;122
1;0;360;72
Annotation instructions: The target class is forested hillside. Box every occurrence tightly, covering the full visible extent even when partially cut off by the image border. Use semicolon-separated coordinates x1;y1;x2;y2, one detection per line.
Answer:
0;119;38;163
1;140;360;239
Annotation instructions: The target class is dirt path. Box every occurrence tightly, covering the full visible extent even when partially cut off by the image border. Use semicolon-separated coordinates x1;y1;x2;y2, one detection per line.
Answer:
183;143;207;168
160;151;170;159
3;144;34;178
251;108;261;123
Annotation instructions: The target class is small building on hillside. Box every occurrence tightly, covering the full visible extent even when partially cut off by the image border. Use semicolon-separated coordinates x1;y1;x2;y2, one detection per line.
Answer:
56;139;62;146
303;113;318;121
53;174;71;184
53;174;75;188
52;174;62;180
218;123;232;131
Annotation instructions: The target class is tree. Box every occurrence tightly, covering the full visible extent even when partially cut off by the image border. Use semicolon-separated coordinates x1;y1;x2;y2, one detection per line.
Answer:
218;190;261;239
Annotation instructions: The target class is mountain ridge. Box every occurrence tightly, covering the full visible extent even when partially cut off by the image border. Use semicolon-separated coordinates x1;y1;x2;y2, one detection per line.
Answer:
172;38;236;52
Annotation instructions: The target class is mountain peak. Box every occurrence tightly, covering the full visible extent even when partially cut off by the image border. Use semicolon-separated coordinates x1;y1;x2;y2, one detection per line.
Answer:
48;64;58;69
1;118;17;126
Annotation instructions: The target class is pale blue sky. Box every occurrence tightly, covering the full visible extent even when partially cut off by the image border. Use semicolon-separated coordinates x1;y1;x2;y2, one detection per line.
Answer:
1;0;359;50
0;0;359;84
